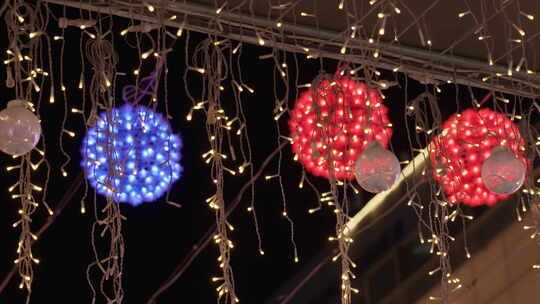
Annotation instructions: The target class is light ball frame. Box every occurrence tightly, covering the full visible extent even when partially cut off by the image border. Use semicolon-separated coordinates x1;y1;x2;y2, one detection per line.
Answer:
81;104;183;206
288;76;393;180
430;108;527;207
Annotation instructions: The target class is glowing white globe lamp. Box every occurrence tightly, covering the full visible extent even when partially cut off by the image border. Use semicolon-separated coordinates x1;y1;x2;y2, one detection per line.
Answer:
0;99;41;156
355;141;401;193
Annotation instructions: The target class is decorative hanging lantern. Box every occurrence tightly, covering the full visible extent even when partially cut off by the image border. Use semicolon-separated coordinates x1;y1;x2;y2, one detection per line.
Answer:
430;108;526;207
0;99;41;156
354;141;401;193
81;104;183;206
288;76;393;180
481;145;526;195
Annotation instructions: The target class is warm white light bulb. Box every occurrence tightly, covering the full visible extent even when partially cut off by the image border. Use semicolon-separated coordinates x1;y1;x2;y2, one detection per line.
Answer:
355;141;400;193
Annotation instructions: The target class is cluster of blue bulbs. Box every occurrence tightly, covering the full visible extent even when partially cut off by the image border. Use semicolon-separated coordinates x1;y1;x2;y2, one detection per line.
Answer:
81;104;183;206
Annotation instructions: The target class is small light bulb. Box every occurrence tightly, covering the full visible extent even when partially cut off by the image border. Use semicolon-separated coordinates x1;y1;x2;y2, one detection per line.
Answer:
141;49;154;59
520;11;535;20
458;11;471;18
64;130;76;137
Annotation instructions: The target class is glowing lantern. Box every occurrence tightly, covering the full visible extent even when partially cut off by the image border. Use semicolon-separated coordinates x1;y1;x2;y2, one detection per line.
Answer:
481;146;526;195
0;99;41;156
81;104;183;206
288;76;392;180
430;108;526;207
355;141;400;193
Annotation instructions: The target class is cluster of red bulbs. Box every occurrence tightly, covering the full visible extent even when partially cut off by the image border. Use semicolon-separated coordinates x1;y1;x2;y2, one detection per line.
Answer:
288;77;392;180
430;108;527;207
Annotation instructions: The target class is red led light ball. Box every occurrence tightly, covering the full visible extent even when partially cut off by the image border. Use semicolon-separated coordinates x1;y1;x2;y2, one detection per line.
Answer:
288;77;392;180
430;108;527;207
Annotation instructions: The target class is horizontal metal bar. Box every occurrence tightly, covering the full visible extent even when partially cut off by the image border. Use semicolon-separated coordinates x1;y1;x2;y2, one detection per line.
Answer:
167;1;533;79
41;0;540;99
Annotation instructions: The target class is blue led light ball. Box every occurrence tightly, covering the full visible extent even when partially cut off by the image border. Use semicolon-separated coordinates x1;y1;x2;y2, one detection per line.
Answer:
81;104;182;206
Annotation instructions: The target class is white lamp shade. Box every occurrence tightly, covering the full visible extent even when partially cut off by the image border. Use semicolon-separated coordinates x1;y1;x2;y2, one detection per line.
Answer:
481;145;526;195
0;100;41;156
355;141;401;193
